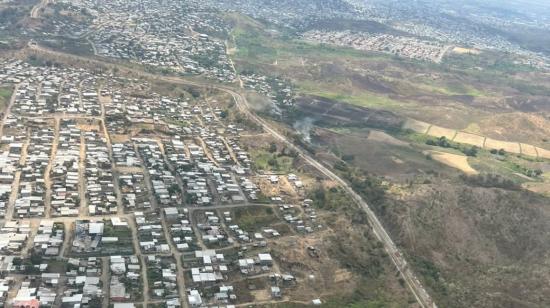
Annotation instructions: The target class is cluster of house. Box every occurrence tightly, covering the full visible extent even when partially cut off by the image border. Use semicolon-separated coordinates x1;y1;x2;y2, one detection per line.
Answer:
302;30;451;63
12;73;59;116
136;139;180;207
196;211;230;247
241;73;296;108
80;77;101;116
10;68;100;116
119;172;150;210
0;127;26;218
1;257;104;308
238;252;274;275
185;247;290;306
51;120;81;217
165;207;198;251
109;255;141;302
281;199;321;233
58;75;87;114
189;249;226;287
85;130;117;215
0;58;322;307
178;143;212;206
33;220;64;257
0;60;29;83
63;257;104;306
13;126;53;218
72;218;132;255
98;86;259;211
0;221;30;254
135;211;170;253
113;142;140;168
57;0;236;81
146;255;180;300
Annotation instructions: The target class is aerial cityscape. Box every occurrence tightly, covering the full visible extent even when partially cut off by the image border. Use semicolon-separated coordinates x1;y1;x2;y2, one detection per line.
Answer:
0;0;549;307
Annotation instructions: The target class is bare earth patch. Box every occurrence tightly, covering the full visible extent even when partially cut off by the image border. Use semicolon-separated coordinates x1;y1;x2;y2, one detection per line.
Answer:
522;182;550;196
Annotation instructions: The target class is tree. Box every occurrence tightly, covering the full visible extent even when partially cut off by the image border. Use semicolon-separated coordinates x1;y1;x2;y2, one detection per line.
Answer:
267;157;278;168
167;184;181;195
30;250;43;265
268;142;277;153
464;146;479;157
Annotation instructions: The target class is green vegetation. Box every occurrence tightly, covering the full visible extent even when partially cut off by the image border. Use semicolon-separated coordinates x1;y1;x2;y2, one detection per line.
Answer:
165;118;189;127
297;81;406;111
233;206;278;232
0;86;13;111
474;156;544;182
229;12;392;70
250;148;295;172
443;51;536;74
100;221;134;254
461;173;520;190
410;78;488;97
410;256;448;296
332;161;387;206
308;186;354;212
426;136;479;157
321;282;405;308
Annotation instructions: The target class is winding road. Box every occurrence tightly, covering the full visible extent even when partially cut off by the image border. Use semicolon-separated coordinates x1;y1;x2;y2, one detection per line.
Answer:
26;42;436;308
30;0;53;19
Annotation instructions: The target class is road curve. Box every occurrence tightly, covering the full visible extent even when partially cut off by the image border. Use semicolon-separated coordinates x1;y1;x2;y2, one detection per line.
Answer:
27;43;436;308
30;0;52;18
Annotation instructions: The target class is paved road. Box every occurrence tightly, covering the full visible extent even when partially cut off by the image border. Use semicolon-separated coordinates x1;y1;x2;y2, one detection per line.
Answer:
27;43;436;308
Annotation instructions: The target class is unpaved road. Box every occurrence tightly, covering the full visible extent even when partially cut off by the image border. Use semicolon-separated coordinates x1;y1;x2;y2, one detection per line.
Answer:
30;0;52;18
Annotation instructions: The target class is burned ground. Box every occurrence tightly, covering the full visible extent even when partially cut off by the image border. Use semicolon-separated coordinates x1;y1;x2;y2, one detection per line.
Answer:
293;95;404;130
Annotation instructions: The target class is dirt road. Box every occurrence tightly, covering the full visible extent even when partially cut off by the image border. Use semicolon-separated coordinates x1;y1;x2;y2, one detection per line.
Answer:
30;0;52;18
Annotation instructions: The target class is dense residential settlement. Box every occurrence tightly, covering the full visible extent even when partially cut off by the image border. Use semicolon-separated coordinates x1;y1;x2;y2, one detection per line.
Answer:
0;59;324;307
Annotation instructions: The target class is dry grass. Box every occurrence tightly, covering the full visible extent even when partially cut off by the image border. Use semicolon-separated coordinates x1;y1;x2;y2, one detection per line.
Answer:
427;150;478;175
536;147;550;160
484;138;521;154
452;47;481;55
520;143;539;157
403;118;431;134
426;125;457;140
453;132;485;148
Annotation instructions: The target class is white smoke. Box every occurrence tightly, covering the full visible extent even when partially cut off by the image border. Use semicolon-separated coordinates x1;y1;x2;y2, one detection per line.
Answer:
293;117;315;143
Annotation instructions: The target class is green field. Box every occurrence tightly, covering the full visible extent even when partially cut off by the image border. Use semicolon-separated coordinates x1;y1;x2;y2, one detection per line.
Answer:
250;148;295;172
233;206;278;232
0;86;13;110
297;81;408;111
